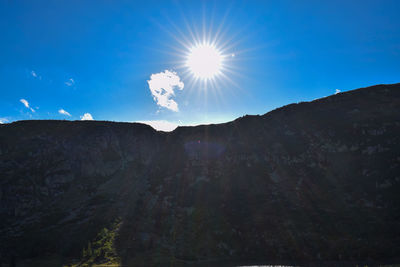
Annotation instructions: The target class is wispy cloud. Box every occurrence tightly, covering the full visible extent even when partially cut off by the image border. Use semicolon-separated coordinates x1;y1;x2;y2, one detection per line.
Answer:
147;70;184;112
137;120;178;132
65;78;75;87
335;89;341;94
0;118;8;124
31;70;41;80
20;99;29;108
58;109;71;116
80;113;93;120
20;99;35;112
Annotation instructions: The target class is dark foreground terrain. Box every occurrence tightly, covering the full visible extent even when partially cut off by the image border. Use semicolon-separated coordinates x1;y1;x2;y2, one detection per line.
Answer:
0;83;399;266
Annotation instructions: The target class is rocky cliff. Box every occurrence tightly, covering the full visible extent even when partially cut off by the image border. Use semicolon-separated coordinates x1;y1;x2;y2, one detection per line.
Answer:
0;83;399;266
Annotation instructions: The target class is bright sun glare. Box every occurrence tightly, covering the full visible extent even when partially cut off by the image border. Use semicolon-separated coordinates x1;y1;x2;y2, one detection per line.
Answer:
186;43;223;79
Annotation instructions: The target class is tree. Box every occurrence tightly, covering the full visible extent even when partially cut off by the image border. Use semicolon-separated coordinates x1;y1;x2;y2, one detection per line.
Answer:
87;241;92;257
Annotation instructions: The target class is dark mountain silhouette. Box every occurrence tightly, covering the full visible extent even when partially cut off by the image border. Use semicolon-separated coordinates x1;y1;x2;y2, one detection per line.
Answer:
0;83;399;266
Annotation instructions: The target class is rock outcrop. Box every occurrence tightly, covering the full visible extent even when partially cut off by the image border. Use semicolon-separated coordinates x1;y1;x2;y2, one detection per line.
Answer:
0;83;399;266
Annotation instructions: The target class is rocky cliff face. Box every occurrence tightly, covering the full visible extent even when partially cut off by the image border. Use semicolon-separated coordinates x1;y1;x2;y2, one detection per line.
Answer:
0;83;399;266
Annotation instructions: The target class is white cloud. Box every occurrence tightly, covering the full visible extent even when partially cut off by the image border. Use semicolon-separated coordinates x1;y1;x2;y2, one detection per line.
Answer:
58;109;71;116
31;70;42;80
20;99;29;108
80;113;93;120
335;89;341;94
147;70;184;112
20;99;35;112
137;120;178;132
0;118;8;124
65;78;75;86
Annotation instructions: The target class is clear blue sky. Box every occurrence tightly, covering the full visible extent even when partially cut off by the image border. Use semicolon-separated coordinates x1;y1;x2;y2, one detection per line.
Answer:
1;0;399;130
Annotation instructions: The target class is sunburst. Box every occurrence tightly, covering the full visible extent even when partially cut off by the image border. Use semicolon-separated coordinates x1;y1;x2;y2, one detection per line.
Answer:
150;6;249;113
186;42;223;80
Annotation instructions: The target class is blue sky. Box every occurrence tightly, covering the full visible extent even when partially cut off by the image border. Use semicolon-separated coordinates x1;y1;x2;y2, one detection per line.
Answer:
1;0;399;130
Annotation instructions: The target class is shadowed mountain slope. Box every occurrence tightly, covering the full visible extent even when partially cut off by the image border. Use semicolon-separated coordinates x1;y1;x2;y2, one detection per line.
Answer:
0;83;399;266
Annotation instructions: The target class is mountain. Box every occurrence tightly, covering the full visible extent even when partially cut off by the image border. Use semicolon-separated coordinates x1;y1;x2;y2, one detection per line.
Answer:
0;83;399;266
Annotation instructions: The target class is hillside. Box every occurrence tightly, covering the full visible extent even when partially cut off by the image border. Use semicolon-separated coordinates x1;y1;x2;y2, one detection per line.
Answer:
0;83;399;266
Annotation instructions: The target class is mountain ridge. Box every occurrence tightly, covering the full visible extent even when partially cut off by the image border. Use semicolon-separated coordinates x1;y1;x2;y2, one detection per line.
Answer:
0;83;399;266
5;83;398;133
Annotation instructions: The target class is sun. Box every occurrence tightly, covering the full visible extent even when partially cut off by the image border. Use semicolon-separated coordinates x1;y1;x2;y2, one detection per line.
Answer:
186;43;223;80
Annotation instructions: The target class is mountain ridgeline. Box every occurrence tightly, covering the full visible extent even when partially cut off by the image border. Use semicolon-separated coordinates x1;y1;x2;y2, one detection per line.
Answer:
0;83;399;266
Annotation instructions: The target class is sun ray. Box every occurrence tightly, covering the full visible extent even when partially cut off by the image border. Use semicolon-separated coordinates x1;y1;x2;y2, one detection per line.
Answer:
147;3;262;117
